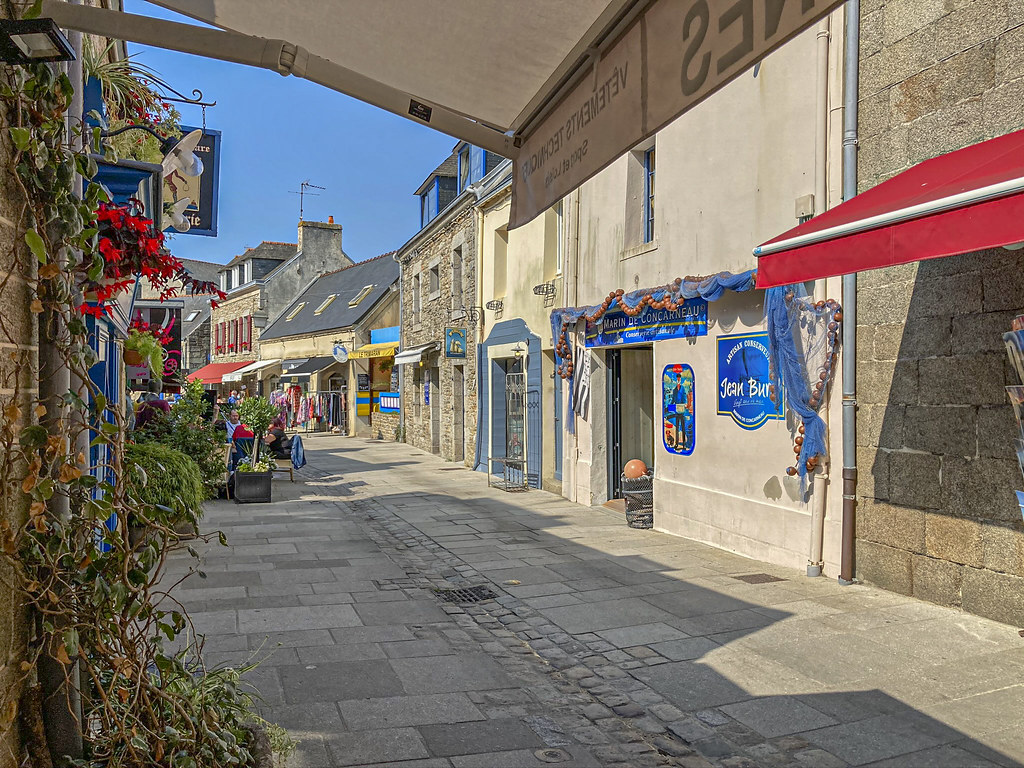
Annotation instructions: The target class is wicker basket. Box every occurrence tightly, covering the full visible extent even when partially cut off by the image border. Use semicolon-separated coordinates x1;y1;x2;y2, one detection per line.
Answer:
620;473;653;529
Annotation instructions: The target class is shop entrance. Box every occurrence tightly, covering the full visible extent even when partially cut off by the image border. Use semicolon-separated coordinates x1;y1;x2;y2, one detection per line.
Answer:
429;366;440;455
607;347;654;499
452;365;465;462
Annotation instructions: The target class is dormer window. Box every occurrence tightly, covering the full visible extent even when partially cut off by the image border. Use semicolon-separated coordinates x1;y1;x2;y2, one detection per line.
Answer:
185;310;200;322
285;302;306;321
349;285;374;307
314;294;338;315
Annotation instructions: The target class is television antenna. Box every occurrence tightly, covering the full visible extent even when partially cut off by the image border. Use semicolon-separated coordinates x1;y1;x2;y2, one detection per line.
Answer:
289;180;326;220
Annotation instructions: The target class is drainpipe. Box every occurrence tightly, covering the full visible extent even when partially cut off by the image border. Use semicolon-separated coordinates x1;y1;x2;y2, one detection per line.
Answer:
394;252;404;441
840;0;860;585
808;15;832;578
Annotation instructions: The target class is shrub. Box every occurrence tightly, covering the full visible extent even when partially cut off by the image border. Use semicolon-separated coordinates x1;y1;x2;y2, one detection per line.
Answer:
238;396;280;463
126;442;205;525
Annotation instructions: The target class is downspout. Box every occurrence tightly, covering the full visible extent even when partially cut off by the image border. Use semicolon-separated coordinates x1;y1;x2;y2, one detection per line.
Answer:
472;184;486;472
394;252;404;441
840;0;860;585
808;16;831;578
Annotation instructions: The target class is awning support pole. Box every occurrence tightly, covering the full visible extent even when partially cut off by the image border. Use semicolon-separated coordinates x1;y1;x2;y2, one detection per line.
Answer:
840;0;860;586
41;0;515;158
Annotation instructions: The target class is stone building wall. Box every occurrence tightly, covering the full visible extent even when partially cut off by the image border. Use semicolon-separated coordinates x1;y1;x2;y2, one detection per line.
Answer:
184;316;211;373
399;205;478;464
210;291;261;364
855;0;1024;625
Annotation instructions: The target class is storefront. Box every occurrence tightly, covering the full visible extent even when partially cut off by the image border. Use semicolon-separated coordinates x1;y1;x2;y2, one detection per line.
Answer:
349;328;399;439
187;360;255;397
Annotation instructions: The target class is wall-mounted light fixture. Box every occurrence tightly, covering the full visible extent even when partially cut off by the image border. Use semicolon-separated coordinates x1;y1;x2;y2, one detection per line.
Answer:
0;18;74;64
512;343;525;359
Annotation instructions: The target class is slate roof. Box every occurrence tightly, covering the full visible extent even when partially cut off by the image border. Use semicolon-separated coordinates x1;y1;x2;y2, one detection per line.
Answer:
414;154;458;195
259;253;399;341
220;241;296;271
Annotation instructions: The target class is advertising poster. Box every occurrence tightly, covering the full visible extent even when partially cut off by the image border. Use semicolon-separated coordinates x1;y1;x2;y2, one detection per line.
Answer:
445;328;467;358
716;332;784;430
127;305;182;393
662;364;695;456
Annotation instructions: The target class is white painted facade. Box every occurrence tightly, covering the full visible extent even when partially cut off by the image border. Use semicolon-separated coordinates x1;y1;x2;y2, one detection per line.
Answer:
557;15;848;576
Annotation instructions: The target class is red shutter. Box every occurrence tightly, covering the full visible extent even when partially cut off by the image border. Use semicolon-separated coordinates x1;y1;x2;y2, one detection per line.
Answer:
215;322;220;354
247;315;253;351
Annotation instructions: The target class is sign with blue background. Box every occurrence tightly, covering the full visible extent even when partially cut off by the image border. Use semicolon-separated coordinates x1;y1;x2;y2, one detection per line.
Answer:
586;300;707;347
163;126;221;237
716;332;784;430
445;328;467;358
379;392;400;413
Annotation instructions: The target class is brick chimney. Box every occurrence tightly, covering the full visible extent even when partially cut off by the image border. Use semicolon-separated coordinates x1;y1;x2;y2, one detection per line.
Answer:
297;218;352;274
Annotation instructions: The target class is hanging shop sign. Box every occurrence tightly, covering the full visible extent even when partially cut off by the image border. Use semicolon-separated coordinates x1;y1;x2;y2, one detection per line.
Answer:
163;126;221;237
379;392;400;413
585;299;707;348
445;328;467;358
717;332;784;430
662;364;695;456
571;343;591;421
332;344;349;364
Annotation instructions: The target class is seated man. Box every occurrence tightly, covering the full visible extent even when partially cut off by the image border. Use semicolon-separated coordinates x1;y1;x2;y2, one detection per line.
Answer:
264;417;291;460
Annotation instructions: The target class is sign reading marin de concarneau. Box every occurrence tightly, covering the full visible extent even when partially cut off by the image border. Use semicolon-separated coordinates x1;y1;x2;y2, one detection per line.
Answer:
510;0;843;228
717;332;784;430
585;300;708;348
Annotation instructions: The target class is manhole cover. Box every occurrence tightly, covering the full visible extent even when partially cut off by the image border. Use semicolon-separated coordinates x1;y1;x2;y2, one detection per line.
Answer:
534;748;571;763
431;585;498;604
733;573;785;584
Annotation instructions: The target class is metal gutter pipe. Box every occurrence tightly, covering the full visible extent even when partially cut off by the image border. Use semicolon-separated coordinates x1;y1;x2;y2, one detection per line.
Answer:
393;251;404;441
840;0;860;585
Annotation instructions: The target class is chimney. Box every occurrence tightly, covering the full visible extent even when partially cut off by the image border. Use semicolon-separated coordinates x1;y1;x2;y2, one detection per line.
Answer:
297;217;351;273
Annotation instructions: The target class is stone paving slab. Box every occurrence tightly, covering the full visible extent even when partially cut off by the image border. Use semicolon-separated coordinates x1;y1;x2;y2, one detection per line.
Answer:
169;436;1024;767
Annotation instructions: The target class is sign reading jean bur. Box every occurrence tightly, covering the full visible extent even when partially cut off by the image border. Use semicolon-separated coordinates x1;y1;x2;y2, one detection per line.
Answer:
717;332;784;430
585;299;708;347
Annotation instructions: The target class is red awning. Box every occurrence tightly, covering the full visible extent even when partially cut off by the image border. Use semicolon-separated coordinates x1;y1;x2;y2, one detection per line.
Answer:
755;128;1024;288
186;361;254;385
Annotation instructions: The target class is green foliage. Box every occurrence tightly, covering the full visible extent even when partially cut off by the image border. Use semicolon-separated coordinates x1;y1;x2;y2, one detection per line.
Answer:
126;442;205;526
125;327;165;375
136;379;226;497
238;397;280;463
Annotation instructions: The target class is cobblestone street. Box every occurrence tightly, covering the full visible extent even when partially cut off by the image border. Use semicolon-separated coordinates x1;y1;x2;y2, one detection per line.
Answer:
167;436;1024;768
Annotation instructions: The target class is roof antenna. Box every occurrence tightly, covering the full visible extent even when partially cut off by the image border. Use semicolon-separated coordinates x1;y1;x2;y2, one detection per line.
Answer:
288;180;326;221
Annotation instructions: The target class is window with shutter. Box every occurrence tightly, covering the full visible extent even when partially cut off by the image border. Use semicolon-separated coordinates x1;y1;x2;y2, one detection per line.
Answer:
247;316;253;351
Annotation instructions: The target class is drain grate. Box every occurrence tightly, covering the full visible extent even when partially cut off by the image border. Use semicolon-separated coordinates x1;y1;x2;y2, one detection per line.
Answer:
431;585;498;604
733;573;785;584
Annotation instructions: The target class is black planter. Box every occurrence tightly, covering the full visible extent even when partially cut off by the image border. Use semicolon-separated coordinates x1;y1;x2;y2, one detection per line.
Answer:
233;471;272;503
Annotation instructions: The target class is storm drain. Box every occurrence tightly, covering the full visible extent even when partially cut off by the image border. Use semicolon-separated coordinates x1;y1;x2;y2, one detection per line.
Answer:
431;585;498;604
733;573;785;584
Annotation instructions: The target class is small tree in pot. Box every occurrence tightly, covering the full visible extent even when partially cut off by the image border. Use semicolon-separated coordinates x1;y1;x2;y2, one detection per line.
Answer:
234;396;280;502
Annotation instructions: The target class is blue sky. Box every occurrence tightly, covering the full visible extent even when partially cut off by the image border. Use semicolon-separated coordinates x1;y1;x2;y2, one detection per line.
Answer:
123;1;455;265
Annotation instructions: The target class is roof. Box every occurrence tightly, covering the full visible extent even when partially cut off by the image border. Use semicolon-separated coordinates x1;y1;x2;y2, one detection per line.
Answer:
220;241;297;271
259;253;399;340
414;153;458;196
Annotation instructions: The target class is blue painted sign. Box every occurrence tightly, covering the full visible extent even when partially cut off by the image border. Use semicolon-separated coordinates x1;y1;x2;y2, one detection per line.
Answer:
379;392;400;413
445;327;467;358
716;332;784;430
585;300;707;348
163;126;221;237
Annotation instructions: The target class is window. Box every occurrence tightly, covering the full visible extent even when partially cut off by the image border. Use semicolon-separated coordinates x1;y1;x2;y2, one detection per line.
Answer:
555;201;564;275
348;286;374;307
222;271;232;291
428;264;440;300
285;302;306;321
412;274;421;323
185;310;200;323
237;264;245;286
644;147;655;243
458;145;470;191
421;195;428;228
451;247;463;311
315;294;338;314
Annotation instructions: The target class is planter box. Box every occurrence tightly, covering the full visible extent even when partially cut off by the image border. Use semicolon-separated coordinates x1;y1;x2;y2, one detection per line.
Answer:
233;471;272;503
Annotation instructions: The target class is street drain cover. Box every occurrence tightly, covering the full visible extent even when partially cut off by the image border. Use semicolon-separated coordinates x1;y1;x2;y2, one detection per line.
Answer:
431;585;498;604
733;573;785;584
534;748;571;763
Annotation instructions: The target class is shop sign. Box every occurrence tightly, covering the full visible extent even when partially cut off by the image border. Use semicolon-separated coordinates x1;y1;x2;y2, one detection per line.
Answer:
662;364;695;456
332;344;349;364
379;392;400;413
163;126;221;237
716;332;784;430
127;305;182;392
357;373;370;391
585;299;707;348
445;328;467;358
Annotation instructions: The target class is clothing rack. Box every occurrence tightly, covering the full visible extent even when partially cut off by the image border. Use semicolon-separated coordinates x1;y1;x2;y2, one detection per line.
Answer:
272;389;346;434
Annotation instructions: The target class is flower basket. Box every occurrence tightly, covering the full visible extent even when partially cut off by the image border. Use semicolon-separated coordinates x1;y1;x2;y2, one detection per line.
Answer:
123;349;144;367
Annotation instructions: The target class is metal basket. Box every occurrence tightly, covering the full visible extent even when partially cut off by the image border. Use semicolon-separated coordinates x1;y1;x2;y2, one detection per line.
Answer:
620;473;653;529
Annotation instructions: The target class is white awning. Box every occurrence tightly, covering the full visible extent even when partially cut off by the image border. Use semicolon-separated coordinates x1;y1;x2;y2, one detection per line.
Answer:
394;343;438;366
46;0;842;227
222;358;281;382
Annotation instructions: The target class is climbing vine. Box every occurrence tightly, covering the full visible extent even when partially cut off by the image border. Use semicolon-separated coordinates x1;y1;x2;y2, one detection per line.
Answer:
0;17;277;766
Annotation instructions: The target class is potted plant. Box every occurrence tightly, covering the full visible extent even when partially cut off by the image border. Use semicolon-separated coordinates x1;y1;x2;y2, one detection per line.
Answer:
233;396;280;503
125;327;165;374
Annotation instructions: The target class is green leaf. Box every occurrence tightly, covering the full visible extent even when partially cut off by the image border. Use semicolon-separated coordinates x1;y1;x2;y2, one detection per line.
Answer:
62;628;78;657
9;127;31;151
24;230;45;263
218;531;228;547
18;425;48;447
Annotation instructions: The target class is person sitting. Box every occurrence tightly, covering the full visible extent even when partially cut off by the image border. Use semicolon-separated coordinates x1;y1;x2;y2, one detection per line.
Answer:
264;417;291;460
225;409;245;441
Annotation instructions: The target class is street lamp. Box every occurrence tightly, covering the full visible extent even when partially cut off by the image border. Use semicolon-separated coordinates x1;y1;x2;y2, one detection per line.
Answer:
0;18;74;64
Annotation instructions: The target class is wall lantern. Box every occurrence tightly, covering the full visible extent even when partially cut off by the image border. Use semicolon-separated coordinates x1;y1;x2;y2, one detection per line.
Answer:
0;18;74;64
512;343;525;359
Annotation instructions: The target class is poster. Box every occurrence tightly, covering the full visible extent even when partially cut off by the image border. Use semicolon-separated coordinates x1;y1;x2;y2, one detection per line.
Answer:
127;305;182;393
586;300;707;348
445;328;467;358
716;332;784;430
663;364;695;456
571;344;591;421
357;373;370;391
